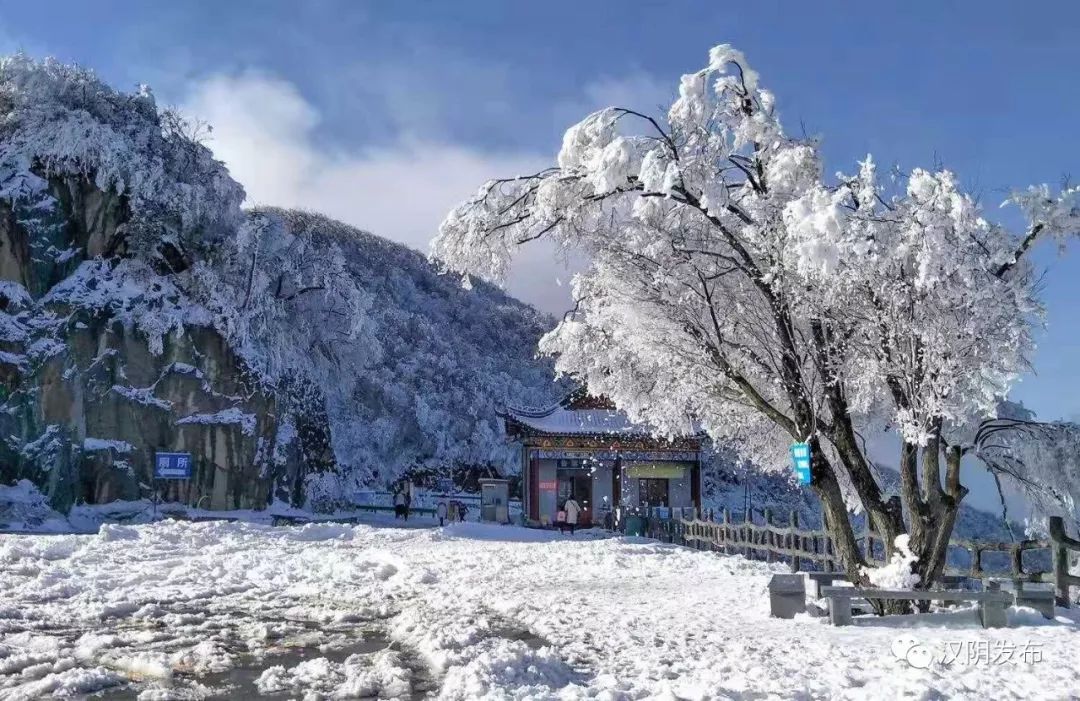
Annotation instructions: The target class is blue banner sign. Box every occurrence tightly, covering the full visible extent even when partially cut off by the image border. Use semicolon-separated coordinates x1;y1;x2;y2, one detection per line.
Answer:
790;443;812;485
155;452;192;480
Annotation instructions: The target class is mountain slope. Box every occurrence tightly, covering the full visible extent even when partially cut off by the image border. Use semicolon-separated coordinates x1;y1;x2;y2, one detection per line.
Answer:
0;55;561;513
232;207;564;493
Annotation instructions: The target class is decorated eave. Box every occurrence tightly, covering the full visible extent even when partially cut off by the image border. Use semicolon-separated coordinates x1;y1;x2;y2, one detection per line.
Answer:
501;388;703;451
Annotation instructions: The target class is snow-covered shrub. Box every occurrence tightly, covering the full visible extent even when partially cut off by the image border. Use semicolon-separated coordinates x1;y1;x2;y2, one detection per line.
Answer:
303;470;347;513
860;534;921;590
0;479;57;526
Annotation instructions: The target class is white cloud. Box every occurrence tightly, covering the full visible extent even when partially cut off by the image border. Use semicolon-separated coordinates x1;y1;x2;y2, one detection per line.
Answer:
182;72;578;315
582;72;675;113
553;72;675;130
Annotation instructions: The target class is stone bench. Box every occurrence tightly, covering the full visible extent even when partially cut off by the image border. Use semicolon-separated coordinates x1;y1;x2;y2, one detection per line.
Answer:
805;572;846;600
820;584;1013;628
804;572;967;599
1011;584;1056;619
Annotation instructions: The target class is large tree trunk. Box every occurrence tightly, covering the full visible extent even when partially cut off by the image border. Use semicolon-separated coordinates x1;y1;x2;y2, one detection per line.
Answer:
898;434;968;604
824;409;907;557
807;436;866;575
807;319;907;564
913;444;967;590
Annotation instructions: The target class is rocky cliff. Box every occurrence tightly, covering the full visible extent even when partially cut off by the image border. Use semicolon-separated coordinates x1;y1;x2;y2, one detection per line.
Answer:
0;172;284;512
0;55;559;515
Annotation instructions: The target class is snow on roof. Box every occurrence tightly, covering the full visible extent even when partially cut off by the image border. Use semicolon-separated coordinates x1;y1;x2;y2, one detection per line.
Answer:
505;406;645;436
505;389;703;439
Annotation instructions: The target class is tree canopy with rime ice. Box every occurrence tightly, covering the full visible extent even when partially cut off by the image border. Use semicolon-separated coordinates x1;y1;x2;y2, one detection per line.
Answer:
433;43;1080;575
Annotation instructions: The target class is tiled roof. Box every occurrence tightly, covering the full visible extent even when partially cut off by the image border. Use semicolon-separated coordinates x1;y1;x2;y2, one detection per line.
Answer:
505;406;646;436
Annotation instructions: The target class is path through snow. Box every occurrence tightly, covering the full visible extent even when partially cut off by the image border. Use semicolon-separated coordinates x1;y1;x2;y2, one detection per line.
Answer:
0;521;1077;699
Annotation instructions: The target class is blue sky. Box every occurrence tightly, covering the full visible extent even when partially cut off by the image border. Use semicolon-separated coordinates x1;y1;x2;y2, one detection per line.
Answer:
2;1;1079;511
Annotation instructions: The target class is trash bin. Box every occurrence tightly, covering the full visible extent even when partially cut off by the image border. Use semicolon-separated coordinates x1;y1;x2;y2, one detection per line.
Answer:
768;574;806;619
624;515;646;537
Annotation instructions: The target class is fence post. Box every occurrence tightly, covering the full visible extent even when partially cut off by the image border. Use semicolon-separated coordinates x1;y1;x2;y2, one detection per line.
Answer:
722;508;730;555
764;509;774;562
1049;516;1070;607
739;515;745;558
971;547;983;580
790;510;801;573
1009;543;1023;579
743;512;750;559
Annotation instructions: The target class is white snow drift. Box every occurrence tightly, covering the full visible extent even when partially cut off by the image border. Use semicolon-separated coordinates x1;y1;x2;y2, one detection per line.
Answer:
1;521;1077;699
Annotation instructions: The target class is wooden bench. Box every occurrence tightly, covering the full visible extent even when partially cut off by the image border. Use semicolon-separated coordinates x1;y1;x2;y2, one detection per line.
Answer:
820;584;1013;628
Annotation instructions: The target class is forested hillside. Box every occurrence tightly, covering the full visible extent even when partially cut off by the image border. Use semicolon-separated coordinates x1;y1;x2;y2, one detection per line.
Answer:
0;55;560;513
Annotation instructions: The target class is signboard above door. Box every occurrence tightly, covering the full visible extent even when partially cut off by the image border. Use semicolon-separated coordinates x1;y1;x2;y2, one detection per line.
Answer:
625;463;688;479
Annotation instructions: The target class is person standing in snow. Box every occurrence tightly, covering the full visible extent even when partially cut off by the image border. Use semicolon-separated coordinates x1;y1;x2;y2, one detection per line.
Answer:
437;501;448;526
393;489;406;519
563;496;582;535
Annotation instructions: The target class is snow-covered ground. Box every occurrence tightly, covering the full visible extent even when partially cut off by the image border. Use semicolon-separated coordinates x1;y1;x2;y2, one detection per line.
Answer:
0;479;504;536
1;521;1077;700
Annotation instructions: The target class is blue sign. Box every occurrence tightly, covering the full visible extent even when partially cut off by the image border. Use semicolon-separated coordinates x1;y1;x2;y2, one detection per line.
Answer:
155;452;192;480
790;443;812;486
435;478;454;494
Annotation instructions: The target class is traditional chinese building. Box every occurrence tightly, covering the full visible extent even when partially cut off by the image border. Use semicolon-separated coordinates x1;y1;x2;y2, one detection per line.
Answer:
503;388;703;527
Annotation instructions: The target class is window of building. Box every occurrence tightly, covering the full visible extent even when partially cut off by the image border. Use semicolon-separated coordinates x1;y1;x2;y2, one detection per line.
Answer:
638;478;669;507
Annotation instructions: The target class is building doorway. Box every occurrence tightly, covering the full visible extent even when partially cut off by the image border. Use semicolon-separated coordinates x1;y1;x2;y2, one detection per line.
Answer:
638;478;669;507
557;469;592;525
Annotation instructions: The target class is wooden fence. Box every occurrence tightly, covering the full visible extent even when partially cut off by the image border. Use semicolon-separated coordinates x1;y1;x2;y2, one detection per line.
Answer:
639;508;1080;607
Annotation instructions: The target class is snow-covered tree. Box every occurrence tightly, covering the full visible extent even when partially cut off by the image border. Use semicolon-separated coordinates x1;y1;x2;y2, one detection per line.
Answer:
196;208;563;493
433;44;1080;586
969;401;1080;534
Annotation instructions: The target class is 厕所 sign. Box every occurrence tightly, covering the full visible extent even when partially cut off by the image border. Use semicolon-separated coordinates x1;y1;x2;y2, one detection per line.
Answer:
155;452;192;480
